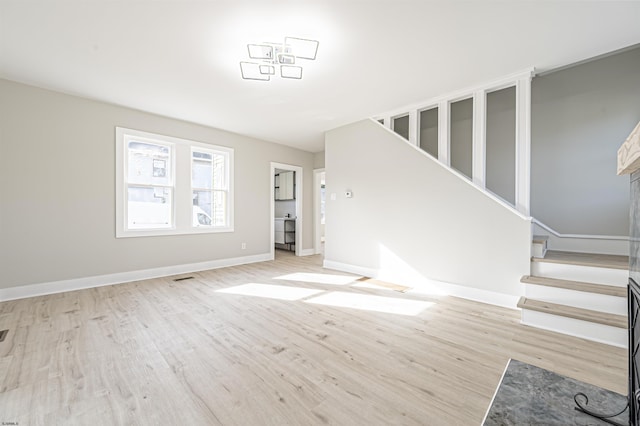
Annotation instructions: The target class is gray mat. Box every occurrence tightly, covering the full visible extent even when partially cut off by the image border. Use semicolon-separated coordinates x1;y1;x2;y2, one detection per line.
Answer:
483;359;628;425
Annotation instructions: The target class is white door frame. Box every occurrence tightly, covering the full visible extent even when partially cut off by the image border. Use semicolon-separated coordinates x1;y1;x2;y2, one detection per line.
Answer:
270;162;303;259
313;168;325;255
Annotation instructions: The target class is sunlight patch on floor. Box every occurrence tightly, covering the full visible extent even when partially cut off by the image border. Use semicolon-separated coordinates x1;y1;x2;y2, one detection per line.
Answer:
274;272;360;286
304;291;434;316
216;283;323;301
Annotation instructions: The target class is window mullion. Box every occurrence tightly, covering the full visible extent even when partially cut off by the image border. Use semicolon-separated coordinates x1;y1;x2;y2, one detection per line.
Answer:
173;143;189;231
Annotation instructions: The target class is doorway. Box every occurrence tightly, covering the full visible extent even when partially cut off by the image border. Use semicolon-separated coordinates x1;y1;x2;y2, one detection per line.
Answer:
270;162;303;259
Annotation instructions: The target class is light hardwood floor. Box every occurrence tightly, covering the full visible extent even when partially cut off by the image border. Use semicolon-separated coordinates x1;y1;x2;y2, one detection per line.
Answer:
0;251;627;425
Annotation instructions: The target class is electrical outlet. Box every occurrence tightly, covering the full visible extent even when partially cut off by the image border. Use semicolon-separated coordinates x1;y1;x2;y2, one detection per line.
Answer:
241;243;246;250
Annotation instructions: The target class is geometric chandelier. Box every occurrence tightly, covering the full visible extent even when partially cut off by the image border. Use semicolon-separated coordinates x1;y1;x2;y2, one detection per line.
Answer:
240;37;319;81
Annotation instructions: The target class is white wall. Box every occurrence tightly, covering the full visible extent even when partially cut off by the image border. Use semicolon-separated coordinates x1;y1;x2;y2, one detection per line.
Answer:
324;119;531;306
531;46;640;236
313;151;325;169
0;79;315;290
275;200;296;218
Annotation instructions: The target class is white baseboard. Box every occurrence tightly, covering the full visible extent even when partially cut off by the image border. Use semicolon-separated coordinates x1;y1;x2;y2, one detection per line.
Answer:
323;260;378;278
299;248;316;257
323;260;521;310
0;253;272;302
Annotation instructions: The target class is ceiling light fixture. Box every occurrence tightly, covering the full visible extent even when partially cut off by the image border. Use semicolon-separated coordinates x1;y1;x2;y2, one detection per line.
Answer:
240;37;319;81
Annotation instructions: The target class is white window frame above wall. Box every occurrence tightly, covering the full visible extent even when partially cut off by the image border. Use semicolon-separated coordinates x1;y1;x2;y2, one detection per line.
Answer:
115;127;234;238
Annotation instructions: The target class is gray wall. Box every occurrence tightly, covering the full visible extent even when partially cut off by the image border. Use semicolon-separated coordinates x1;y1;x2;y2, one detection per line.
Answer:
450;98;473;179
0;79;315;289
531;46;640;236
486;86;516;205
419;107;438;158
393;115;409;140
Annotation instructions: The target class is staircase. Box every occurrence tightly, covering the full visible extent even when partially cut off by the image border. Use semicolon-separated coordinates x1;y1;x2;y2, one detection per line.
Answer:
518;237;629;347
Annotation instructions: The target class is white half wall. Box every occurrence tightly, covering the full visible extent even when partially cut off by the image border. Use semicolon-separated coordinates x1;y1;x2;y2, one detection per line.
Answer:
532;221;629;256
324;119;532;305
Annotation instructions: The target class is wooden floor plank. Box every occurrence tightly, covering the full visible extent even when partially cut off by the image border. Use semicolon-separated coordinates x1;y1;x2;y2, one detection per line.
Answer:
0;251;627;425
521;275;627;297
533;250;629;270
518;296;627;328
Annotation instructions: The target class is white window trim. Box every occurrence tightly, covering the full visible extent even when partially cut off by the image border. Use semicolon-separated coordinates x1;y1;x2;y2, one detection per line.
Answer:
116;127;234;238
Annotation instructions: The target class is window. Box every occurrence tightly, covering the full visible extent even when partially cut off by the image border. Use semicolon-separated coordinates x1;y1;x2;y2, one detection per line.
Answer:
126;140;174;230
116;127;233;237
191;148;229;228
419;107;438;158
392;114;410;140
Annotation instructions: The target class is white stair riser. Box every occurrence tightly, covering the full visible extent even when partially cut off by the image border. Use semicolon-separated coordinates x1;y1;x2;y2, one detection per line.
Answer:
524;284;626;315
531;242;547;259
521;309;627;348
531;262;628;286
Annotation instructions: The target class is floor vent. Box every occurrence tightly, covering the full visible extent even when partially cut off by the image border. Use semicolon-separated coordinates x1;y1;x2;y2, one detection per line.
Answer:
0;329;8;342
173;276;194;282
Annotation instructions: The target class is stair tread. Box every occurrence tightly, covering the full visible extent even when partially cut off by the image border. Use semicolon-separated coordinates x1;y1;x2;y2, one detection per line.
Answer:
517;297;627;329
531;250;629;270
532;235;549;244
521;275;627;297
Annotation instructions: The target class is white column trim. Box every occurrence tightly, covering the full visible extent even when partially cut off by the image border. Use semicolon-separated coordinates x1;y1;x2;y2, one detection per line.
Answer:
313;168;325;254
472;90;487;188
408;110;418;146
438;100;450;166
515;76;532;215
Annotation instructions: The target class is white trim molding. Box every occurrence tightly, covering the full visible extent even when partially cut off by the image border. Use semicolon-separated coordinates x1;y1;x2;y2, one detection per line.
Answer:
323;259;521;310
0;253;272;302
532;219;629;256
515;75;532;215
408;110;418;146
437;100;450;166
533;218;628;241
472;90;487;188
313;168;325;255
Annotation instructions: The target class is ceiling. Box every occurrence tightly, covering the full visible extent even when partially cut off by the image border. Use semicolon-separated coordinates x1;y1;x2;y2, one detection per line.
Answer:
1;1;640;153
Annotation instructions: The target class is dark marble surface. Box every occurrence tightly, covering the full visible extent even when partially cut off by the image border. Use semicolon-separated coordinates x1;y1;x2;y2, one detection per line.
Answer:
483;359;628;426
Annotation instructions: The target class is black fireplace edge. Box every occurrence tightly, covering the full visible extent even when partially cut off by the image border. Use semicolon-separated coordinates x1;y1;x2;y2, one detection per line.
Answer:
629;277;640;426
572;278;639;426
